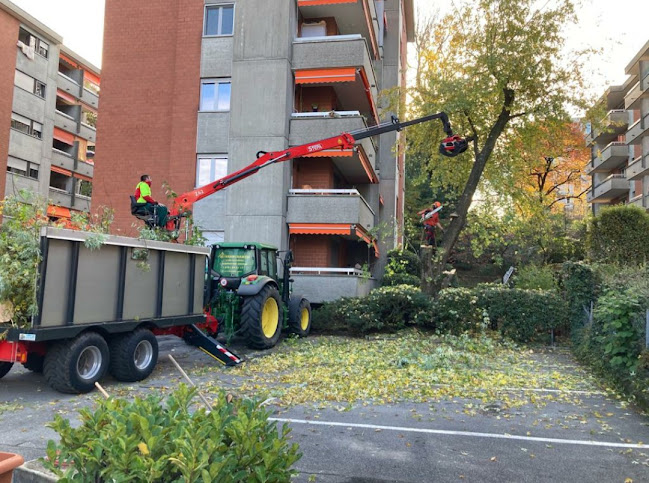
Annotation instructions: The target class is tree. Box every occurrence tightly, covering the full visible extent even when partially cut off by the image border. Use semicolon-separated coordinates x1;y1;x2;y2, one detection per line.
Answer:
408;0;591;282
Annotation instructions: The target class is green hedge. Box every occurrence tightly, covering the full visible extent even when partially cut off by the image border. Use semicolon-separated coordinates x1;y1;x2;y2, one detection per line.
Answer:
382;249;421;287
588;205;649;264
312;285;433;334
558;261;599;333
43;385;301;482
432;285;567;343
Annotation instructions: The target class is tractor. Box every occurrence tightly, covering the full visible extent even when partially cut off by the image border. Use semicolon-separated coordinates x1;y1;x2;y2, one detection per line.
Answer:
206;243;310;349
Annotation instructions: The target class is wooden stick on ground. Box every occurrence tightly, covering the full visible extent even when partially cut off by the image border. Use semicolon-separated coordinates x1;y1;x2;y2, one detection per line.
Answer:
95;381;110;399
168;354;212;410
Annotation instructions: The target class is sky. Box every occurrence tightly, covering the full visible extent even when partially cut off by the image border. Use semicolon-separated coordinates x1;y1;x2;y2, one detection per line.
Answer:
8;0;649;91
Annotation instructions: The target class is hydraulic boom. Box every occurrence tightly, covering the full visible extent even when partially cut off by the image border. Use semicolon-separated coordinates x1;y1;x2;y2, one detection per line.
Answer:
162;112;467;231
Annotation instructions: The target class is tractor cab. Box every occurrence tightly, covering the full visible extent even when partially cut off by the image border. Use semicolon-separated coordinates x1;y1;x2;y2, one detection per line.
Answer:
209;242;281;293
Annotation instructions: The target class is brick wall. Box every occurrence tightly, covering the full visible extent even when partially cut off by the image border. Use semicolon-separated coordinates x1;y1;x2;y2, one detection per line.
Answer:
293;157;334;189
93;0;202;235
296;86;338;113
0;12;19;201
290;235;330;267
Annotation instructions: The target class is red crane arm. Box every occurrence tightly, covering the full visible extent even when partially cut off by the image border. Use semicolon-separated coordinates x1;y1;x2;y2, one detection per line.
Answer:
169;132;356;215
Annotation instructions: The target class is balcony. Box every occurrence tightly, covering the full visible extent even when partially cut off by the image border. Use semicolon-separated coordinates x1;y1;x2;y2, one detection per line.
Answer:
585;110;628;145
81;87;99;109
629;194;646;209
79;122;96;143
55;110;77;133
626;155;649;181
48;188;73;208
585;142;628;173
624;73;649;110
293;35;377;122
298;0;380;60
287;189;375;231
51;148;75;172
626;114;649;145
587;174;629;203
75;160;94;179
290;112;377;183
57;72;82;98
290;268;377;303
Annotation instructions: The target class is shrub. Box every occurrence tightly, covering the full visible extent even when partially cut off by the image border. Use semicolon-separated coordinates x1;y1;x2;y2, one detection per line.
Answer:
43;385;301;482
513;264;557;290
382;249;421;287
588;205;649;265
312;285;433;335
558;261;599;333
432;285;567;343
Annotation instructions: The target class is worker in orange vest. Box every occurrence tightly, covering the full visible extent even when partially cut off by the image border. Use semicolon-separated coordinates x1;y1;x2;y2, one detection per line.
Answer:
418;202;444;247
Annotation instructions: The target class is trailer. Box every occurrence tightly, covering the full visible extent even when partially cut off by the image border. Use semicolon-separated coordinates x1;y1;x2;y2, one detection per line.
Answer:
0;227;241;394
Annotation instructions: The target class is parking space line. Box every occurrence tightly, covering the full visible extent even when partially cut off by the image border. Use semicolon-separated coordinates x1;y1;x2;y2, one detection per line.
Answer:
270;418;647;449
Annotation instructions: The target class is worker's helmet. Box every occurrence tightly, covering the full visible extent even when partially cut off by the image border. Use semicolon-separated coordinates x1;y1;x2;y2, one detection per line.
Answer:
439;135;468;158
433;201;441;208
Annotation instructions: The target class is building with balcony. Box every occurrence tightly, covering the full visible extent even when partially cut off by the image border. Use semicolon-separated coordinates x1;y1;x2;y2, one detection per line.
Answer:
0;0;100;221
93;0;414;302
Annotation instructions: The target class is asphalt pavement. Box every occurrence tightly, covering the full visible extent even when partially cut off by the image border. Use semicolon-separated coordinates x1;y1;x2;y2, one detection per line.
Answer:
1;336;649;482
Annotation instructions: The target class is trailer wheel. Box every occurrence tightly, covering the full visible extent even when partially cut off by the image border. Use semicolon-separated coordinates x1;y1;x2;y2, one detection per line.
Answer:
0;362;12;379
43;332;109;394
241;285;282;349
288;296;311;337
109;329;158;382
22;353;44;373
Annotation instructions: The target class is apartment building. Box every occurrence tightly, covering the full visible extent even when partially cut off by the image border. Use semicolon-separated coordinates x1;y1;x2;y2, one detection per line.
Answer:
586;40;649;215
0;0;100;221
94;0;414;303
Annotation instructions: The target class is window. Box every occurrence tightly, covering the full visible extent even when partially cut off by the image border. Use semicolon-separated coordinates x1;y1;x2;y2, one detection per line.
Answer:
49;171;72;191
200;79;231;111
76;179;92;198
6;156;38;180
204;4;234;36
14;70;46;99
11;112;42;139
18;27;49;58
196;156;227;187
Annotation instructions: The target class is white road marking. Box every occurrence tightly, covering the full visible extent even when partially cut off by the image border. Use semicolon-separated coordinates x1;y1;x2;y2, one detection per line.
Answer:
270;418;647;449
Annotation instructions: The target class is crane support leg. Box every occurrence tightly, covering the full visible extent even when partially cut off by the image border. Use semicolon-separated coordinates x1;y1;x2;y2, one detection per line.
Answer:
182;324;243;366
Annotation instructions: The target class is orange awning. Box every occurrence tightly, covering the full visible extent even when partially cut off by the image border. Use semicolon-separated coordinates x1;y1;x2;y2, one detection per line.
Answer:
59;53;79;68
357;146;378;184
51;166;72;176
289;223;379;256
298;0;356;5
56;89;77;104
303;149;354;158
83;71;100;86
73;173;92;182
295;68;356;84
53;128;74;145
47;205;71;219
359;67;379;124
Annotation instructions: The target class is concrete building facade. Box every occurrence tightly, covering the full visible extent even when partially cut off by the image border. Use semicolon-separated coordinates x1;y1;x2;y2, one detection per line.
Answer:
586;40;649;215
94;0;414;303
0;0;100;220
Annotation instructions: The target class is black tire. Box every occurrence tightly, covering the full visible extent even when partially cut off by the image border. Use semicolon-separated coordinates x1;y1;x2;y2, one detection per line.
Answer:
241;284;282;349
288;296;311;337
22;353;44;373
0;362;13;379
109;329;158;382
43;332;109;394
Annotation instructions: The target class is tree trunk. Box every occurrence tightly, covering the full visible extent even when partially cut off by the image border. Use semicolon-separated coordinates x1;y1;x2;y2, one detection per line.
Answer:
434;89;515;280
420;245;435;295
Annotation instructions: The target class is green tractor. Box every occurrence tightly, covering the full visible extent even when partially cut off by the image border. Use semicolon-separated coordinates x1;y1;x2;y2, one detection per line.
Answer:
206;242;312;349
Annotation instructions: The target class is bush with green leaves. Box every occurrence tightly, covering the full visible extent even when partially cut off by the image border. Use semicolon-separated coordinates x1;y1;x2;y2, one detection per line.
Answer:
431;284;567;343
587;205;649;265
558;261;599;333
43;385;301;482
312;284;433;334
513;264;557;290
382;248;421;287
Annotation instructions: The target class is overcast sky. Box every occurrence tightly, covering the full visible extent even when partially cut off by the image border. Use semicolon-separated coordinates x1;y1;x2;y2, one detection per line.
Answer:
9;0;649;91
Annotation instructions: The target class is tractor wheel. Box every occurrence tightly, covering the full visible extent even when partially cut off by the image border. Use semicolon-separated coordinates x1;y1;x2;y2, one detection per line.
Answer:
241;285;282;349
22;353;44;373
109;329;158;382
0;362;13;379
43;332;109;394
288;296;311;337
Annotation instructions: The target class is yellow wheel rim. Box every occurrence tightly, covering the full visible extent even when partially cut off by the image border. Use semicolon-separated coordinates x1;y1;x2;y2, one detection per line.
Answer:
261;297;279;338
300;307;309;331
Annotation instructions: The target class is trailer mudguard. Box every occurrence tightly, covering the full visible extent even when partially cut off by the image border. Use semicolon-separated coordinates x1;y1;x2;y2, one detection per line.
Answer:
236;276;277;297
